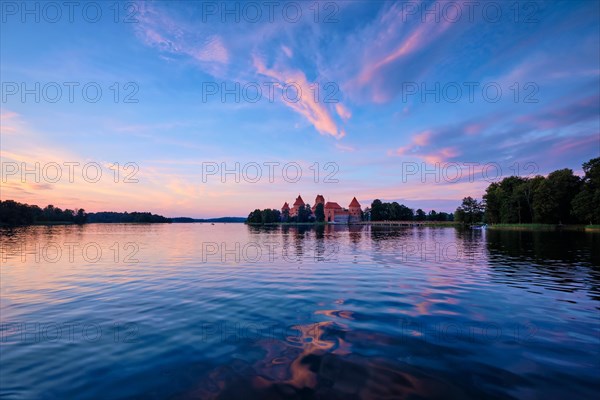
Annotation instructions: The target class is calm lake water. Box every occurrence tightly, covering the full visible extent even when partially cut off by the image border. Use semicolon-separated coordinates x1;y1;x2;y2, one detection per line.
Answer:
1;223;599;399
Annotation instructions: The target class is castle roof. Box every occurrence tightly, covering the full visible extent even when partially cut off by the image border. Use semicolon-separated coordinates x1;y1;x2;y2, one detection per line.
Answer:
324;202;343;210
314;194;325;204
293;195;305;206
282;202;290;210
349;197;361;208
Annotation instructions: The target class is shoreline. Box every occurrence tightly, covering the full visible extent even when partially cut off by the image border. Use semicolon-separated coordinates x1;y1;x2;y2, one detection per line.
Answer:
487;224;600;232
247;221;460;227
3;222;599;231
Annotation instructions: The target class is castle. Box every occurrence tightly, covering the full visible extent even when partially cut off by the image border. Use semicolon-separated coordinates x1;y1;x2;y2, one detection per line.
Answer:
282;194;362;223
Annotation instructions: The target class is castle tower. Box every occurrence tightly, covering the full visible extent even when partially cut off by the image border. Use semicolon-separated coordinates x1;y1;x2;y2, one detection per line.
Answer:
312;194;325;212
348;197;362;222
291;195;305;217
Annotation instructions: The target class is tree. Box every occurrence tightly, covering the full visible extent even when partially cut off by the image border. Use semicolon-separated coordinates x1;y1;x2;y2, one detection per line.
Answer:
371;199;384;221
362;207;371;221
427;210;437;221
315;203;325;222
390;202;401;220
74;209;87;224
260;209;281;223
415;209;426;221
247;209;262;224
398;204;414;220
534;169;581;223
499;176;527;223
437;212;451;221
483;183;502;224
281;208;290;223
455;197;484;225
572;157;600;224
296;204;312;223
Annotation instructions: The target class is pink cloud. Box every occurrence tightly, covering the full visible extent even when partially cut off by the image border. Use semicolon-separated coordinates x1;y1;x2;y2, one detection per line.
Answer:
253;56;346;139
413;130;431;146
189;35;229;64
335;143;356;152
423;147;460;164
0;110;20;135
350;1;454;101
335;104;352;121
550;134;599;156
392;129;460;163
395;146;410;156
135;6;230;76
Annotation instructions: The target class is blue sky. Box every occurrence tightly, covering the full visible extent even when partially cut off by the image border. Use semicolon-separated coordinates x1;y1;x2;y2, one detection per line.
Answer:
1;0;599;217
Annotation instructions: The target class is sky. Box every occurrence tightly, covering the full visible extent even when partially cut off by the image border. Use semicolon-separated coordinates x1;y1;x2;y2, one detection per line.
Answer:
1;0;599;218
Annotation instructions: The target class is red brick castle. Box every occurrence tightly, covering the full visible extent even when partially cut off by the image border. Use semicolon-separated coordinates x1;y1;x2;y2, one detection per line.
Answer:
282;194;362;223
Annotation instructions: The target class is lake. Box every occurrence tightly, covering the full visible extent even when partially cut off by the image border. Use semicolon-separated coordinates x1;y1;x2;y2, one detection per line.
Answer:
1;223;599;399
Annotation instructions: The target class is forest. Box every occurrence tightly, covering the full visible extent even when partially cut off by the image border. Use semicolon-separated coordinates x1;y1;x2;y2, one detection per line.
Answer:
0;201;171;226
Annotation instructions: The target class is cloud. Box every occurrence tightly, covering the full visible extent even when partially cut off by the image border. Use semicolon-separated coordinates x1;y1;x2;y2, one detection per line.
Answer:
394;130;441;159
135;5;230;76
281;45;293;58
344;1;458;103
134;2;351;139
190;35;229;64
335;143;356;152
335;104;352;121
391;94;600;173
253;56;346;139
0;110;21;135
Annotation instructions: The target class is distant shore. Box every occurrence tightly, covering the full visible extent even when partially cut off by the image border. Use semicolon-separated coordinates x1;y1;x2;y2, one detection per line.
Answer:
245;222;600;231
247;221;460;227
488;224;600;232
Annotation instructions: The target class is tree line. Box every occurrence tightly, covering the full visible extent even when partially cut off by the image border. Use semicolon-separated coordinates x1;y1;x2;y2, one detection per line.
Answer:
369;200;453;222
87;212;171;223
0;200;87;225
247;208;282;224
248;201;453;224
0;200;172;226
457;157;599;225
247;203;327;224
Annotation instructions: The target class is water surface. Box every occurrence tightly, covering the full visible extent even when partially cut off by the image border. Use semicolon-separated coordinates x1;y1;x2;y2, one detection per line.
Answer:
1;224;599;399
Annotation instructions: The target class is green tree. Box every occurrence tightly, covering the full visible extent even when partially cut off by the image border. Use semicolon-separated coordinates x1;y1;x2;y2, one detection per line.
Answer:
74;208;87;224
281;208;290;223
296;204;312;223
415;209;426;221
572;157;600;224
499;176;527;223
315;203;325;222
371;199;384;221
246;209;262;224
362;207;371;221
455;197;484;225
437;212;451;221
427;210;437;221
534;169;581;223
398;204;414;220
483;182;502;224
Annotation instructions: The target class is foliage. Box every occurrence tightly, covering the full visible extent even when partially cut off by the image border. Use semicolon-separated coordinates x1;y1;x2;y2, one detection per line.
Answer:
571;157;600;224
454;197;484;225
314;203;325;222
0;200;175;226
481;159;597;224
370;200;452;222
0;200;88;225
246;208;281;224
293;204;313;223
86;212;171;223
